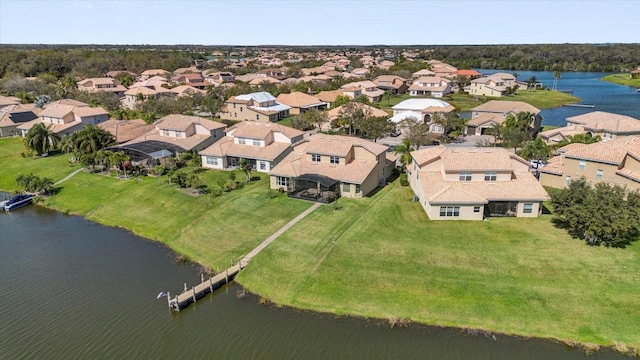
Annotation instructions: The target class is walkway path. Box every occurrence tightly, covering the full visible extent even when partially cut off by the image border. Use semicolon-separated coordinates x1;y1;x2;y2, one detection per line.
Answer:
54;167;85;186
241;202;321;264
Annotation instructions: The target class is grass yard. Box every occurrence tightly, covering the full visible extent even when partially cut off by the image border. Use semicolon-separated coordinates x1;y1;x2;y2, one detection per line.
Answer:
602;73;640;89
238;180;640;350
0;137;81;191
41;171;312;267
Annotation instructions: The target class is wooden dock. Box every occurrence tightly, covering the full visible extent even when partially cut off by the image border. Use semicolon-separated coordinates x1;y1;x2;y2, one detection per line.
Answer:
562;103;595;108
167;262;244;311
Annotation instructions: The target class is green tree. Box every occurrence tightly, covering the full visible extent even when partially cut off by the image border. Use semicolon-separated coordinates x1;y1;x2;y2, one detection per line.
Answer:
383;90;393;106
553;70;561;91
109;150;130;178
239;158;252;182
527;76;537;90
332;95;351;108
24;123;60;155
502;127;531;152
431;112;463;143
485;123;504;144
520;136;551;161
358;116;393;142
393;138;414;172
551;178;640;248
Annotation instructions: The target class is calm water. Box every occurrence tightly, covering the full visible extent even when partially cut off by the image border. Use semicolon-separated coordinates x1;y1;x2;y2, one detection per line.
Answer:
0;205;632;359
475;70;640;127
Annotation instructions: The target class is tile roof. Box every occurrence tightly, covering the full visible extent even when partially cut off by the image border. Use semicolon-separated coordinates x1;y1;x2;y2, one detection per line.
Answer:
97;119;154;143
276;92;325;108
156;114;225;132
566;111;640;134
303;133;388;157
326;103;389;121
200;136;291;162
227;121;303;140
471;100;541;115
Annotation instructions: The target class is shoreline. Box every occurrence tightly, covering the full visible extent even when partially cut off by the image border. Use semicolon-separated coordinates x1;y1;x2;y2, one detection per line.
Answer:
19;199;638;357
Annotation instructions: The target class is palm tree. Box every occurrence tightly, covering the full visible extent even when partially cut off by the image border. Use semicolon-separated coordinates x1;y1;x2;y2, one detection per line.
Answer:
384;90;393;106
239;158;252;182
24;123;60;156
109;151;129;178
95;149;113;175
553;70;561;91
527;76;537;90
393;138;415;173
485;123;504;144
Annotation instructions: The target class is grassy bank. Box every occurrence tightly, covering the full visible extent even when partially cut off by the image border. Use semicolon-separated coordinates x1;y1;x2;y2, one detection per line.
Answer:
602;73;640;88
238;181;640;351
0;138;81;191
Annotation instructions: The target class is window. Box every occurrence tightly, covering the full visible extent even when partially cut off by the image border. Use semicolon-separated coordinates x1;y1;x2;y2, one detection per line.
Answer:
259;162;266;170
253;139;261;146
342;183;350;193
233;103;236;108
439;206;460;217
355;184;361;193
240;107;243;112
579;160;586;170
256;114;260;120
311;153;321;162
484;171;497;181
330;155;339;164
523;203;533;214
238;138;246;145
206;157;218;166
474;206;481;213
459;171;472;181
175;131;185;138
162;129;170;136
276;176;289;187
565;176;571;186
596;169;604;179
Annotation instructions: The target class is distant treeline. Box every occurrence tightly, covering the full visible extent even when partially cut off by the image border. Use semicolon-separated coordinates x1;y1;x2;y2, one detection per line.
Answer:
0;43;638;80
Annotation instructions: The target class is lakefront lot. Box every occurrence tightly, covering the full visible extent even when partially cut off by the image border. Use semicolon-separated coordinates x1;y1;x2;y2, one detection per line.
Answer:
1;137;638;351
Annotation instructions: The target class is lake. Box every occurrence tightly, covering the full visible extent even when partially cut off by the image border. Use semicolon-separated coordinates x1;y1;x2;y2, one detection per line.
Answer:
0;205;631;359
475;70;640;127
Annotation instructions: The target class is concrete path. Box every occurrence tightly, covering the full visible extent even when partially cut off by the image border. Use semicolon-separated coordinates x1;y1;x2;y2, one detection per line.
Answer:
241;202;321;265
54;167;85;186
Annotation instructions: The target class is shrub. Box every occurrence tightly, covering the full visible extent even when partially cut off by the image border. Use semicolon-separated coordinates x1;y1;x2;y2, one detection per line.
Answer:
399;173;409;186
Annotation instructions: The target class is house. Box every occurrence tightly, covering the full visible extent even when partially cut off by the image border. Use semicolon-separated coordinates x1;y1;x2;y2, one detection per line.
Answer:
171;73;208;88
106;70;137;78
140;69;170;80
249;77;282;86
275;92;327;115
539;136;640;190
350;68;370;77
538;124;588;145
129;76;169;91
465;100;542;136
631;66;640;79
0;95;22;109
373;75;408;95
563;111;640;142
122;86;171;109
97;119;154;143
17;102;109;137
430;61;458;78
464;75;508;97
203;71;235;83
170;85;206;97
316;89;346;107
391;98;456;121
412;69;436;78
408;146;550;220
77;78;128;97
341;81;385;102
407;76;452;97
256;68;286;80
200;121;304;172
454;69;482;79
221;92;291;123
122;114;226;153
325;103;389;131
0;104;40;137
269;134;397;202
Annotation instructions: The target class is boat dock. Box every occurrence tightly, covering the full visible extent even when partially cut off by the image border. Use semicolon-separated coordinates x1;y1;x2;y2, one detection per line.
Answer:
562;103;595;108
557;89;573;94
167;262;244;311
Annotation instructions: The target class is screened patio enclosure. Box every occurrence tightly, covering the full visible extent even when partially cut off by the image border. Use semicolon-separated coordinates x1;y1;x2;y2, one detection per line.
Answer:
104;141;186;168
486;201;519;217
288;174;339;203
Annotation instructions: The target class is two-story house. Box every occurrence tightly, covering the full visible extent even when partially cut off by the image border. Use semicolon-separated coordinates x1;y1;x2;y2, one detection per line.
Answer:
565;112;640;142
407;76;452;97
77;78;128;97
171;73;208;89
390;99;456;131
408;146;550;220
275;92;327;115
140;69;170;80
17;101;109;137
221;92;291;123
465;100;542;136
269;134;397;202
200;122;304;172
120;114;226;155
373;75;408;95
341;81;384;102
464;75;508;97
539;136;640;190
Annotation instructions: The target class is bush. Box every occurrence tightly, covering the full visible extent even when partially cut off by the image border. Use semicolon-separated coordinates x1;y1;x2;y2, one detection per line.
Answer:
399;173;409;186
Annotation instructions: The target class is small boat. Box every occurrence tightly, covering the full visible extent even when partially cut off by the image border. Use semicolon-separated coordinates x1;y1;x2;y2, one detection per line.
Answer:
3;194;35;211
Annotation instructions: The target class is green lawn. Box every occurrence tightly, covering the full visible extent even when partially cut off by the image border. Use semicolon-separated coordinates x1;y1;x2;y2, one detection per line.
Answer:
0;137;81;191
238;181;640;351
602;73;640;88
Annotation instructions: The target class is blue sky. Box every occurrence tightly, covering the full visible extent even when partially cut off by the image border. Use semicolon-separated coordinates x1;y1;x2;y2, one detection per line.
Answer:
1;0;638;45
